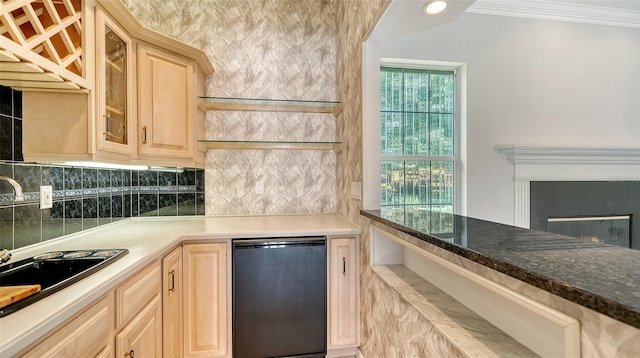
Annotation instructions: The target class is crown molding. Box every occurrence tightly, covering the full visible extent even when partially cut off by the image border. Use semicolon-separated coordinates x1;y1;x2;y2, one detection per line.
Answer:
496;146;640;165
466;0;640;28
495;145;640;181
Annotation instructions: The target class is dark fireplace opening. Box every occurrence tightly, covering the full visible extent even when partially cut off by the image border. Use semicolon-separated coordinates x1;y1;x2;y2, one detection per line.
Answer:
547;215;632;248
530;181;640;250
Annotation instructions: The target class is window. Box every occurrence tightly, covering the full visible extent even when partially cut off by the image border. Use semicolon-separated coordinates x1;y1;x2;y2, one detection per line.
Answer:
380;67;455;234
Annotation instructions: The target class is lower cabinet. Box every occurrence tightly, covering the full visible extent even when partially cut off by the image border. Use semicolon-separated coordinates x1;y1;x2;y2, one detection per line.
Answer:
20;295;113;357
115;260;163;358
115;295;162;358
328;236;360;350
19;235;358;357
163;246;183;358
183;242;231;358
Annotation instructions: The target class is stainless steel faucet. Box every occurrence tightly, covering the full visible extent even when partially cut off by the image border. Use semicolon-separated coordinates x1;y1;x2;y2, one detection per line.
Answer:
0;175;25;201
0;176;22;265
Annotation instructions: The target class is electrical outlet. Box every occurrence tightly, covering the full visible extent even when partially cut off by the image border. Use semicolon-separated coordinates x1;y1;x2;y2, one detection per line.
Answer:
255;180;264;195
351;182;362;200
40;185;53;209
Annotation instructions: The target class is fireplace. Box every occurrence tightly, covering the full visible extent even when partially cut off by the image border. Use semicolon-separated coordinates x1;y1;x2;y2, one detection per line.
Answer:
496;146;640;250
528;180;637;249
547;215;631;247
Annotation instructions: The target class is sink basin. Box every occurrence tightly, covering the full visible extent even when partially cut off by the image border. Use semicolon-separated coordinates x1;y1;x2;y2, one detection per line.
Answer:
0;249;128;317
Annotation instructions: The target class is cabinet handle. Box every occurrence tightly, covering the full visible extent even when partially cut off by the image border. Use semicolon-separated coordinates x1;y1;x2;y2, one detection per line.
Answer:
342;257;346;276
142;126;147;144
103;113;111;138
169;269;175;292
124;349;134;357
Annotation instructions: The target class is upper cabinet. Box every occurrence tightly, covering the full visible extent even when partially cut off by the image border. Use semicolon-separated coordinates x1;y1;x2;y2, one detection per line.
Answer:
137;43;197;160
12;0;213;168
95;8;134;156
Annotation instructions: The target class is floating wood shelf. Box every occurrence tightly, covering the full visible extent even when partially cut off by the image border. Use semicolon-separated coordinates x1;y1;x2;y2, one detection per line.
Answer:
199;140;343;152
198;97;343;116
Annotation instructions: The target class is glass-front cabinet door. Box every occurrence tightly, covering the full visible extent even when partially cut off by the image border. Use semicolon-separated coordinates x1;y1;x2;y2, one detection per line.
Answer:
95;9;133;155
104;25;127;145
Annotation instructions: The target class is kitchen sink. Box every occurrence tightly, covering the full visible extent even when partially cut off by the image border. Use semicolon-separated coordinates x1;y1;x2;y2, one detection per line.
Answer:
0;249;128;317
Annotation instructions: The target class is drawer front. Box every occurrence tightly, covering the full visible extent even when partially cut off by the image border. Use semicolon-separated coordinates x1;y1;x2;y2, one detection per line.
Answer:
115;295;162;358
116;260;161;328
21;295;113;358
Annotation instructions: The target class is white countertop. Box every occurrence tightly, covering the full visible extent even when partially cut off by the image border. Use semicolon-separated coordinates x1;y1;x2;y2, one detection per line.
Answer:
0;214;359;357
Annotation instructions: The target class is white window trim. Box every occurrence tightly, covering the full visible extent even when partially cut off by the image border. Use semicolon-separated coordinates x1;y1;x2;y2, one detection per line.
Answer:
362;49;467;215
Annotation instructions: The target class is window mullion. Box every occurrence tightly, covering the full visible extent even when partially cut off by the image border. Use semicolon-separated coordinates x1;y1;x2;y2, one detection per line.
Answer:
382;155;455;161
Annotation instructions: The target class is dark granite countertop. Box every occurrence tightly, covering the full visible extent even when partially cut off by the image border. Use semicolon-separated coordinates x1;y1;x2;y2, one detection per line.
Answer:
361;209;640;329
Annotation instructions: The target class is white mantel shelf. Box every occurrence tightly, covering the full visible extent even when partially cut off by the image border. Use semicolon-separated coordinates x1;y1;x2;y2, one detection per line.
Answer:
496;145;640;181
496;145;640;228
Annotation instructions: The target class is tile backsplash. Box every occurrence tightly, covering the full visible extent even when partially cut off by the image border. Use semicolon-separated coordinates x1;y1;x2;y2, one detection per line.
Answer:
0;162;205;250
0;86;23;162
0;85;205;251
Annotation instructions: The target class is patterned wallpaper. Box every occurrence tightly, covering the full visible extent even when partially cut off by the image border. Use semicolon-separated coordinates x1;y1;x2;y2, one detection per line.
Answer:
335;0;388;224
124;0;338;215
122;3;638;357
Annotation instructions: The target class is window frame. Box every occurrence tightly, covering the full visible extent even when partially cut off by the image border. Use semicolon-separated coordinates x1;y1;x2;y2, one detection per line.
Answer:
378;59;462;217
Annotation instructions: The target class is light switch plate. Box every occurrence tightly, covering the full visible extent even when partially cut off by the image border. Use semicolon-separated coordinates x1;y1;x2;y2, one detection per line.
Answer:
350;182;362;200
40;185;53;209
255;180;264;195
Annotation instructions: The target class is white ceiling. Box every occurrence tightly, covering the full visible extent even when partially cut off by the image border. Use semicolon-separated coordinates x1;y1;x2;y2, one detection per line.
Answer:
367;0;640;44
366;0;476;44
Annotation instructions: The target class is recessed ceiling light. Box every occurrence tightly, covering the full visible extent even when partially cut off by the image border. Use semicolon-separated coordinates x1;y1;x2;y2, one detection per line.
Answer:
423;0;448;15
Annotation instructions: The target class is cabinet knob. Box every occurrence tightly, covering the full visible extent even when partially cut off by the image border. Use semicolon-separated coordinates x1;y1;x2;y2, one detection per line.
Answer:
142;126;147;144
124;349;134;357
342;257;346;275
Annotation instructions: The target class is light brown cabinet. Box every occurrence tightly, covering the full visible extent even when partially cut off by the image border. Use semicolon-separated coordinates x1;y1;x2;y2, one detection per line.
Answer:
115;295;162;358
137;43;198;160
21;0;212;168
19;295;113;358
115;260;162;358
95;7;135;157
19;251;180;357
328;236;360;349
163;246;183;358
17;234;358;357
115;260;161;328
183;242;231;358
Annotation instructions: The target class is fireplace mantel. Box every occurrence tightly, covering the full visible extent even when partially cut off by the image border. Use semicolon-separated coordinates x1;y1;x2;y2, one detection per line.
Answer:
496;145;640;227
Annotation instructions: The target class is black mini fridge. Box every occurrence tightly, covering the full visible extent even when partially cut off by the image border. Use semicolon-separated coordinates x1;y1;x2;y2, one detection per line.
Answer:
232;237;327;358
